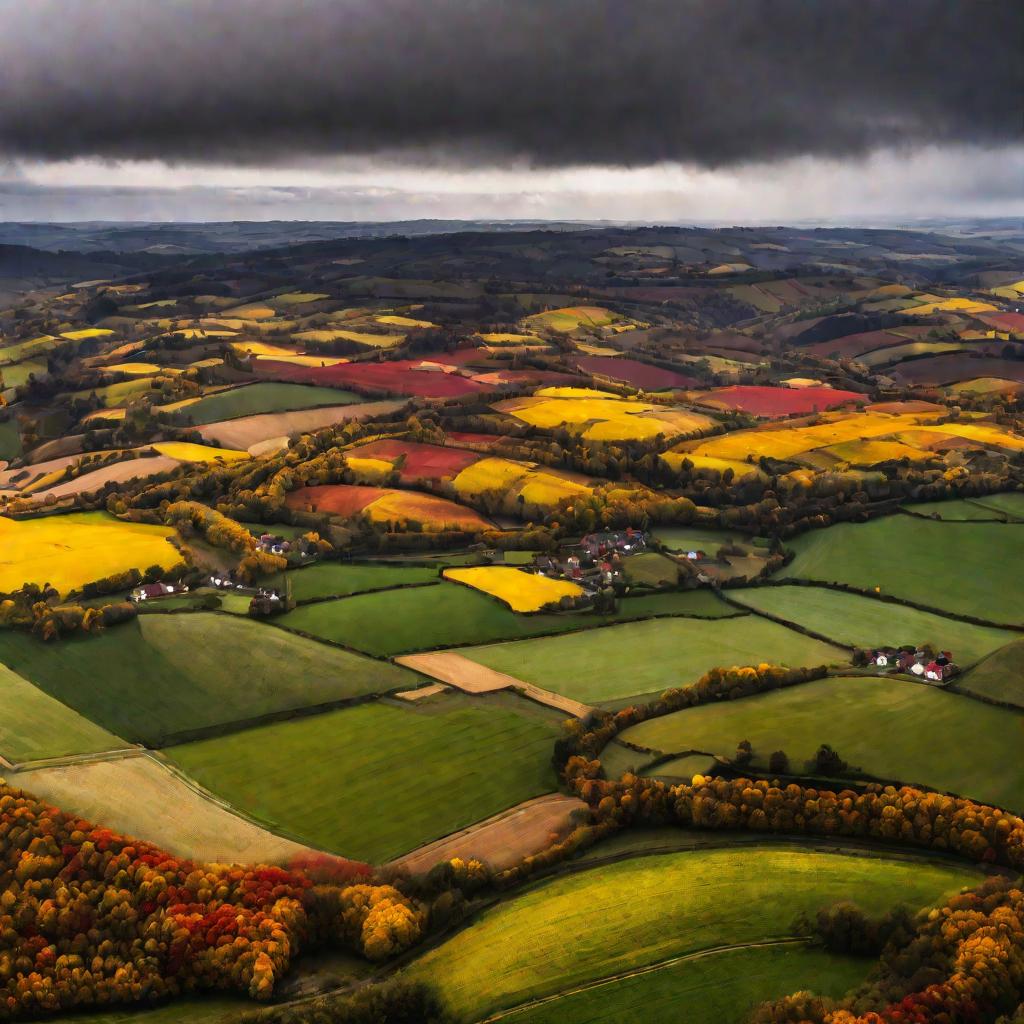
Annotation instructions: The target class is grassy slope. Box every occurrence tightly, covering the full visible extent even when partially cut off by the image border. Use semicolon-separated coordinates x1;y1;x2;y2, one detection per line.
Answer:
46;998;245;1024
901;498;1006;521
971;491;1024;520
166;692;562;863
0;662;123;763
781;516;1024;623
406;846;977;1021
281;584;738;657
730;585;1015;665
0;614;414;746
619;676;1023;811
462;616;844;704
500;945;871;1024
957;638;1024;706
653;526;758;556
181;382;359;424
0;418;22;460
287;562;440;602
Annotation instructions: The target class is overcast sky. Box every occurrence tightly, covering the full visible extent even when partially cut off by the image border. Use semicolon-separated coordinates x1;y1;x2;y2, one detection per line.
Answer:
1;0;1021;223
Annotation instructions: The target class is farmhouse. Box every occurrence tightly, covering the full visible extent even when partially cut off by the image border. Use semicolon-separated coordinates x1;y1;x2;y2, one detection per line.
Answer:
130;581;182;602
869;646;959;681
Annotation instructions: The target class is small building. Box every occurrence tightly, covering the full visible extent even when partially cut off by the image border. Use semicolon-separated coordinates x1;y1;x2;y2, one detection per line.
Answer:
130;582;180;602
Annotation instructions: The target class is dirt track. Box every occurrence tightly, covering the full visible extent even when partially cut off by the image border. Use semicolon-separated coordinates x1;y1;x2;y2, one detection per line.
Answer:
395;651;593;717
391;793;587;874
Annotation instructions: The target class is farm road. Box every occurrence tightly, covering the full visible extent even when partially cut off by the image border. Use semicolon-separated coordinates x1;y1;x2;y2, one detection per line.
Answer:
395;651;593;718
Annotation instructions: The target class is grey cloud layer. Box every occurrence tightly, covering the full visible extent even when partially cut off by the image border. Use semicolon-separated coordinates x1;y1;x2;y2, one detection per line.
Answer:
1;0;1021;167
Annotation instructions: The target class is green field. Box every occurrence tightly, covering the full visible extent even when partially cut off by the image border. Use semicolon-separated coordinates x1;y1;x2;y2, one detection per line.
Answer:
902;498;1007;521
781;516;1024;623
0;614;415;746
179;382;359;424
970;491;1024;520
653;526;759;556
730;585;1015;666
617;675;1024;810
0;417;21;460
166;692;562;863
287;561;440;602
281;583;738;657
0;662;123;763
957;638;1024;706
622;551;679;588
499;945;871;1024
405;846;978;1021
46;998;245;1024
461;615;844;704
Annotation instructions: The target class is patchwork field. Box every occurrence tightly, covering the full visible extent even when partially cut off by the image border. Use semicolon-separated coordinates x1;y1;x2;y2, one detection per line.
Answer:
618;675;1023;810
8;756;314;864
281;584;737;658
286;561;440;602
0;510;181;596
523;305;623;333
347;438;480;482
258;358;486;398
956;638;1024;707
730;585;1016;665
781;516;1024;623
286;483;492;531
452;455;592;509
171;382;358;424
166;692;563;863
444;566;584;612
576;355;696;390
406;846;978;1021
0;613;415;746
461;615;844;704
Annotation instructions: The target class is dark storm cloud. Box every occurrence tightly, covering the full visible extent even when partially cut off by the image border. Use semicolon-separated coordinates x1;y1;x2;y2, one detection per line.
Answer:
1;0;1021;168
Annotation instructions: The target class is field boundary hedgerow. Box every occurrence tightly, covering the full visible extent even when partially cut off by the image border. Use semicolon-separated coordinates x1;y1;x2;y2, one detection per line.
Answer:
292;579;442;607
715;590;858;653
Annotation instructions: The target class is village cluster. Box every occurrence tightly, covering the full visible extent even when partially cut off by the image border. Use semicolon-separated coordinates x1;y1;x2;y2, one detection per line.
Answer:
869;646;959;682
530;528;648;592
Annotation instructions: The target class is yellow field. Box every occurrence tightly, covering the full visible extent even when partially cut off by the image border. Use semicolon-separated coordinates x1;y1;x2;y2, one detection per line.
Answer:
376;314;435;328
255;353;349;367
294;329;404;348
479;333;543;345
819;439;934;465
661;452;767;479
443;566;584;612
0;511;180;596
163;328;237;339
345;455;395;481
452;456;532;495
494;394;712;441
60;328;114;340
154;396;202;413
708;262;754;275
535;386;626;400
517;474;589;506
223;303;277;320
151;441;250;462
274;291;328;304
575;341;623;356
230;341;298;357
108;362;180;376
902;297;998;316
188;357;225;369
81;407;127;423
522;306;621;333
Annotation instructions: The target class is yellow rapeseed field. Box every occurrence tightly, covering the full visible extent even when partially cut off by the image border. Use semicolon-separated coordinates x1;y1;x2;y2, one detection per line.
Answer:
223;303;277;320
60;328;115;340
517;473;590;506
443;566;584;612
375;314;435;328
274;292;328;304
344;456;396;481
230;341;298;357
151;441;250;462
902;297;998;316
479;333;543;345
452;457;533;496
0;511;181;596
108;362;178;376
293;329;404;348
522;306;620;333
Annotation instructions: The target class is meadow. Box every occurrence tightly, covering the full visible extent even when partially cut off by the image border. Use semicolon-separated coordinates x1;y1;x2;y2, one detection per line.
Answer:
286;561;440;602
461;615;844;704
0;662;122;763
174;382;358;424
405;846;978;1021
618;675;1023;810
0;510;181;596
781;516;1024;623
281;583;739;658
730;585;1016;665
166;692;562;863
956;638;1024;706
0;613;415;746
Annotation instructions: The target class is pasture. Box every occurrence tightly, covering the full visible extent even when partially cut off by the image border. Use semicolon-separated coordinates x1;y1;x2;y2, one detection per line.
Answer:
444;566;584;612
781;516;1024;623
406;846;978;1021
0;613;415;746
0;662;122;763
166;692;563;863
9;756;312;864
618;675;1024;810
461;615;844;704
287;561;439;602
957;638;1024;706
281;584;739;658
0;510;180;596
730;585;1016;665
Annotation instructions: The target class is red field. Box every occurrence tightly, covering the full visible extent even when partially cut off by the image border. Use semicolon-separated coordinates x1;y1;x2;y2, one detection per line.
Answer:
286;484;386;516
446;432;510;450
472;369;581;386
257;359;487;398
351;439;480;481
577;356;696;390
979;312;1024;336
286;483;491;530
804;327;932;360
693;385;866;417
